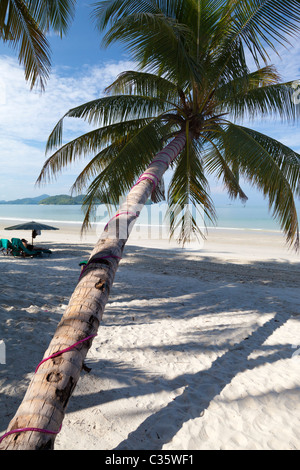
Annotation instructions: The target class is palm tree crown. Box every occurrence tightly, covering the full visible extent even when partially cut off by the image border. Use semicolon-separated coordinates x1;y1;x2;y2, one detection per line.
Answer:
38;0;300;248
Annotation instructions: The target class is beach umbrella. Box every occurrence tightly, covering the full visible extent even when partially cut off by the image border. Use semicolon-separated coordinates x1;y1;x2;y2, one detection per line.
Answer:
5;221;59;245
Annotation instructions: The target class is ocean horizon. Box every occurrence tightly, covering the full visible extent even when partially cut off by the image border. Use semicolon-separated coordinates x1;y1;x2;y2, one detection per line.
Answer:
0;201;297;233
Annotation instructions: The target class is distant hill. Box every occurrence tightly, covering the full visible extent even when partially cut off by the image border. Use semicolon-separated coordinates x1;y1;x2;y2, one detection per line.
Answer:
0;194;85;205
39;194;85;205
0;194;50;205
0;193;154;205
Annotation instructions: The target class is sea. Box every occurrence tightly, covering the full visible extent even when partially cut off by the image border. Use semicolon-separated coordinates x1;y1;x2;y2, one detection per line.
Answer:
0;200;299;233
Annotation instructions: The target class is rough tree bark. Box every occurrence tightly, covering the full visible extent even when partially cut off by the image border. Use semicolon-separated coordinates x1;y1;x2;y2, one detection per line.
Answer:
0;131;187;450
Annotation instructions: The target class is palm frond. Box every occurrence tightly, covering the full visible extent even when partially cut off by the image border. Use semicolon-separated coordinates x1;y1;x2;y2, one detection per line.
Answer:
39;118;154;183
167;137;216;245
105;70;182;107
71;118;172;199
92;0;160;29
26;0;76;37
94;3;202;85
217;71;300;122
79;118;171;230
216;64;280;103
202;1;300;107
46;94;173;153
198;35;252;114
228;0;300;65
70;143;121;196
202;134;248;203
94;0;231;56
2;0;51;90
222;122;300;248
0;1;10;38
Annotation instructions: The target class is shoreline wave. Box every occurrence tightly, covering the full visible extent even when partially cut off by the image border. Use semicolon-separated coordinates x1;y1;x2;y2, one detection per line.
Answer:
0;216;281;234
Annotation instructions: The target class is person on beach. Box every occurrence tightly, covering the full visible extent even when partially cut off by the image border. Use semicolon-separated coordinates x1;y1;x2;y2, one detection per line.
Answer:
19;239;52;257
21;239;46;254
21;239;34;251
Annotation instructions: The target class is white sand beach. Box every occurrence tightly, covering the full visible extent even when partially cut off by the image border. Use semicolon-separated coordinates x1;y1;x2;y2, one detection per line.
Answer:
0;220;299;450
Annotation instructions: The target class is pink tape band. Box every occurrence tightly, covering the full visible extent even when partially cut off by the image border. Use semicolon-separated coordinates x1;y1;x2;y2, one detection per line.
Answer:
150;159;169;168
0;425;62;445
35;334;97;373
104;211;139;230
142;172;160;184
132;175;157;190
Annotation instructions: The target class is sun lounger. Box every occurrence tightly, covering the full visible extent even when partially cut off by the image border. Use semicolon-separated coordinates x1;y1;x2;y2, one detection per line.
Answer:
10;238;41;257
0;239;12;255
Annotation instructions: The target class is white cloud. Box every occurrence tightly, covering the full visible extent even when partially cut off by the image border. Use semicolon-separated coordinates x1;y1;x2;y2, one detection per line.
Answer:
245;41;300;81
268;43;300;82
0;56;136;200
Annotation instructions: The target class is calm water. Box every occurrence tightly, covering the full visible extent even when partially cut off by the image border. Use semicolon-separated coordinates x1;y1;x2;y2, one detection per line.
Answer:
0;204;85;224
0;202;295;232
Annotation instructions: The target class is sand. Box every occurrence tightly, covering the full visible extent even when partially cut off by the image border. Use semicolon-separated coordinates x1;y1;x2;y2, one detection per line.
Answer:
0;219;299;450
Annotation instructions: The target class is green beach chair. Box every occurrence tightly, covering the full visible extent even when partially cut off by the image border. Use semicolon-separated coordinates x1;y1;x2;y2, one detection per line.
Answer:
11;238;40;257
0;239;13;255
11;238;52;257
79;260;88;267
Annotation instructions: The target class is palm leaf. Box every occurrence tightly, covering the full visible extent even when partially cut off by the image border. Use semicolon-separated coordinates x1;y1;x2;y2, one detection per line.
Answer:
105;70;182;107
2;0;51;90
94;2;202;85
70;143;122;196
70;117;169;201
45;94;173;153
39;118;154;183
202;1;300;109
202;134;248;203
217;69;300;122
167;135;216;244
222;122;300;248
26;0;76;36
78;117;171;230
229;0;300;65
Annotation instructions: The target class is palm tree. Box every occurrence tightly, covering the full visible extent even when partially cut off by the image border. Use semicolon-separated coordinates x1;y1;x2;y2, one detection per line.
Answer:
39;66;300;246
1;0;300;450
0;0;76;90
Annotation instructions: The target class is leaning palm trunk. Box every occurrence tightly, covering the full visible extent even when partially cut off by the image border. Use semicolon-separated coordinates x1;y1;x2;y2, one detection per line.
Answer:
0;131;187;450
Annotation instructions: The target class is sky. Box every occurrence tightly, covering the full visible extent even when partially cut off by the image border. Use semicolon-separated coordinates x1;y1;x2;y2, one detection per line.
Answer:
0;1;300;208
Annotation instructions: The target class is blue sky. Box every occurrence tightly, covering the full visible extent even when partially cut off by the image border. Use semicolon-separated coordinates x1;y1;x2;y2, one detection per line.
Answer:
0;1;300;209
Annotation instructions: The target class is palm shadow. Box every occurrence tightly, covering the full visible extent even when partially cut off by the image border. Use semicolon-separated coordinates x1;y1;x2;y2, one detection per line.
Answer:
113;310;293;449
0;243;298;448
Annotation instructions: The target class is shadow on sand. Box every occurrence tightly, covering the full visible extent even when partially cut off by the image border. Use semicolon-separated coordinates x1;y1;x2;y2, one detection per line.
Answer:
0;242;299;449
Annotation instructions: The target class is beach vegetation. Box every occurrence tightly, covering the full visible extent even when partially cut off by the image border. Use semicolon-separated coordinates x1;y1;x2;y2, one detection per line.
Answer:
38;194;85;205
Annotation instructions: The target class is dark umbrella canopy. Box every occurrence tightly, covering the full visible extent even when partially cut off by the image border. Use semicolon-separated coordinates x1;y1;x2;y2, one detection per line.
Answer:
5;221;59;245
5;221;59;232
